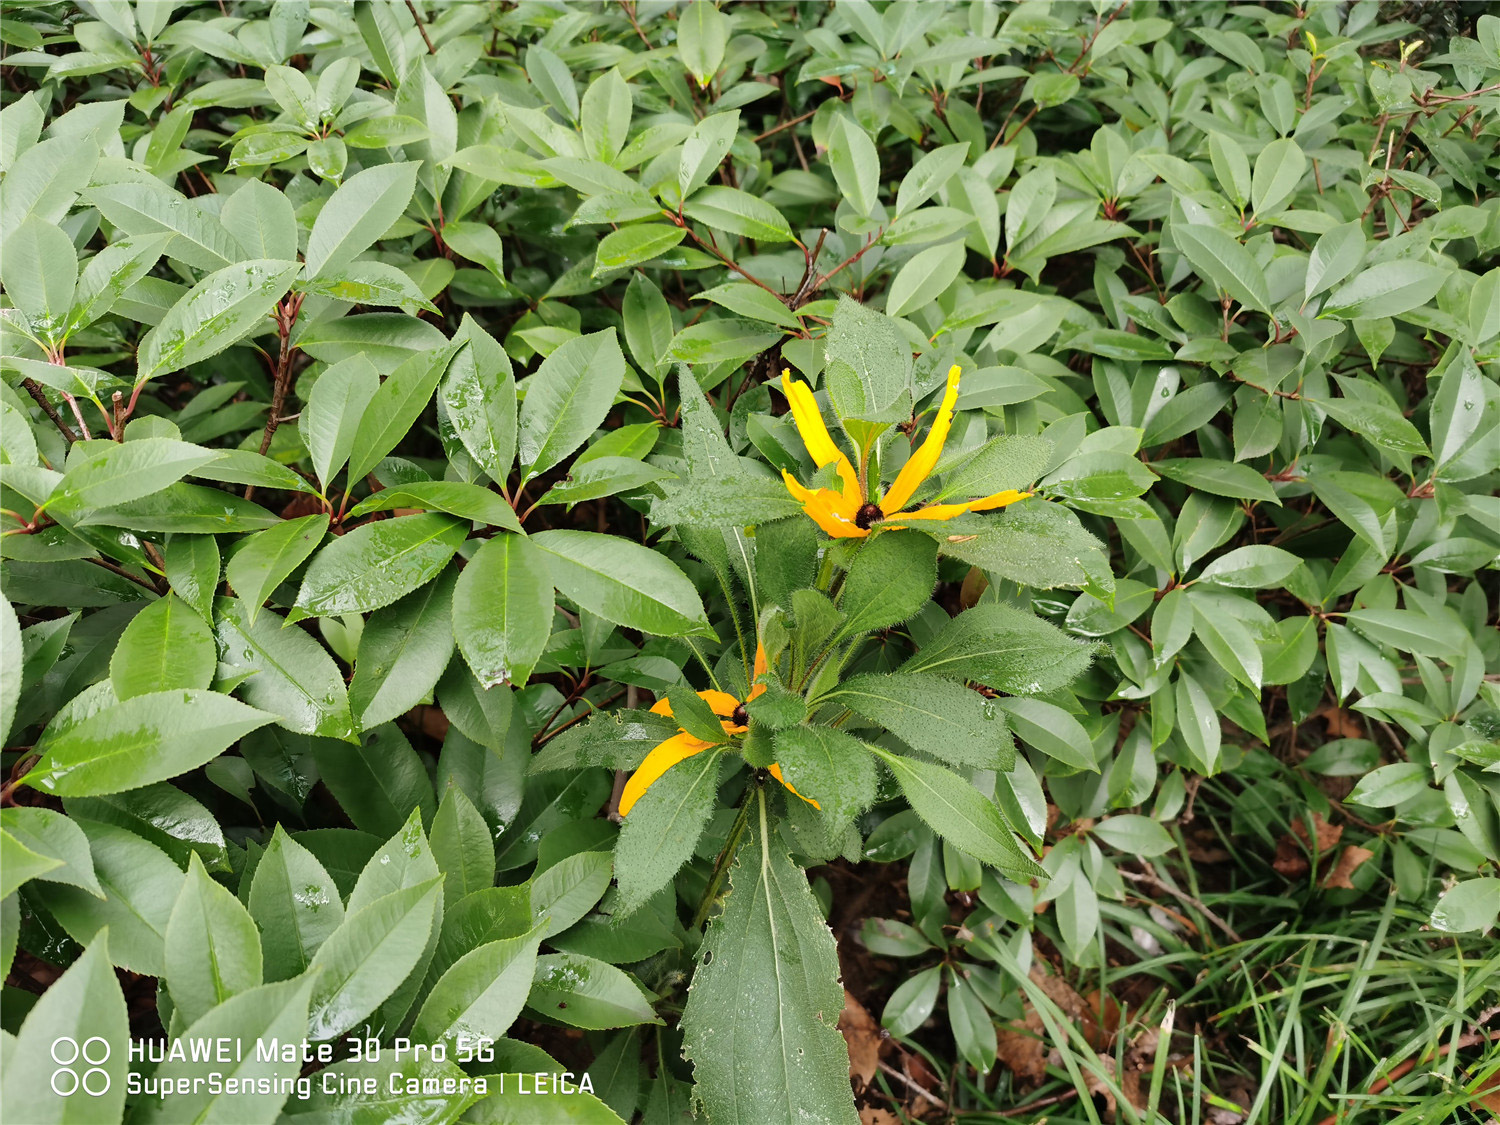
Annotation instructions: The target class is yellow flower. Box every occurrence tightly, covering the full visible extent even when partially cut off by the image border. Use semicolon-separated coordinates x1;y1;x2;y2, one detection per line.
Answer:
779;366;1030;538
618;644;819;816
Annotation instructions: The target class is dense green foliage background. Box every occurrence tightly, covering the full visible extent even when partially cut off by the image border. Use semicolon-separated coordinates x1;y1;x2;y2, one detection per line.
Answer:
1;1;1498;1123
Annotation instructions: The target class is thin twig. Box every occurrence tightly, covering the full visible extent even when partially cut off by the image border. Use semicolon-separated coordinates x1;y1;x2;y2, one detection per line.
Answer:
809;230;883;296
21;378;78;442
878;1060;948;1111
85;556;160;594
532;689;627;748
675;218;784;297
987;1089;1083;1117
1311;1028;1499;1125
248;293;304;499
404;0;436;54
755;107;818;142
61;393;92;440
617;0;652;49
1119;867;1243;943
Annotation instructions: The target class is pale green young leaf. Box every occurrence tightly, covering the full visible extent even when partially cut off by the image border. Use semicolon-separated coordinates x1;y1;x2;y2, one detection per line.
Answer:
305;877;443;1040
132;976;316;1125
299;353;380;488
441;314;517;481
248;826;344;979
431;786;495;905
349;569;457;729
532;529;715;638
137;260;300;382
22;690;273;797
677;0;729;87
214;597;355;740
411;926;544;1048
0;936;128;1125
109;593;216;700
304;161;420;279
164;852;264;1027
346;340;464;484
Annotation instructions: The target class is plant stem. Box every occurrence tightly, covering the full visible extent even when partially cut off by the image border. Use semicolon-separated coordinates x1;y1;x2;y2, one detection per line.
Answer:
692;782;759;930
248;293;304;500
404;0;436;53
21;378;78;442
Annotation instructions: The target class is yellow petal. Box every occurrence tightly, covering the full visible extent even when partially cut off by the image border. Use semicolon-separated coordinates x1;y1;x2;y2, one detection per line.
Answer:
881;364;961;515
886;489;1031;529
780;372;861;504
768;763;821;809
653;689;743;720
697;689;743;718
884;501;973;524
967;489;1031;512
619;733;715;816
746;643;768;702
782;472;867;538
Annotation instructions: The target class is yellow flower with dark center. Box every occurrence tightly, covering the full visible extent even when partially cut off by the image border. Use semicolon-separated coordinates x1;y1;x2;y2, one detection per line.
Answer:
618;644;818;816
779;365;1031;538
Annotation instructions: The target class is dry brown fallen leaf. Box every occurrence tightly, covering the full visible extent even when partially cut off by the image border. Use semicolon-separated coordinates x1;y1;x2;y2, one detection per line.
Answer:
1322;844;1375;890
859;1109;902;1125
1321;707;1364;739
1275;811;1344;879
1294;811;1344;853
838;989;882;1093
1082;1053;1119;1118
997;965;1115;1085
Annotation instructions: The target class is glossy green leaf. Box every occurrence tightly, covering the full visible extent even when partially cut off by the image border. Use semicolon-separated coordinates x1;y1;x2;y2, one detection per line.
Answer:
453;533;554;689
23;689;272;797
683;187;795;242
311;723;436;836
516;328;626;479
34;819;182;975
224;514;329;621
164;852;264;1027
305;877;443;1040
293;512;467;618
214;597;355;739
304;160;420;279
347;341;464;485
530;952;662;1030
0;936;128;1125
109;593;216;699
137;259;300;382
441;314;517;482
348;567;457;729
248;825;346;980
532;529;714;638
1321;262;1451;320
132;976;316;1124
412;925;544;1048
680;792;859;1125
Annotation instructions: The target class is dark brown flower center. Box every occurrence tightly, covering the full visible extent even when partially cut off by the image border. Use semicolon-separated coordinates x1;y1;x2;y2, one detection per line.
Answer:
731;703;749;726
855;502;883;529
